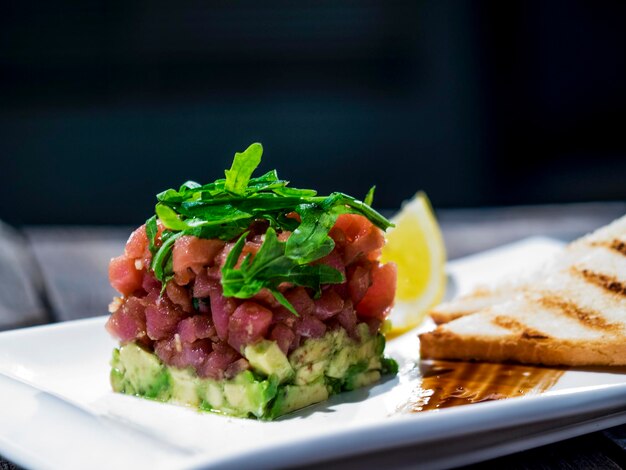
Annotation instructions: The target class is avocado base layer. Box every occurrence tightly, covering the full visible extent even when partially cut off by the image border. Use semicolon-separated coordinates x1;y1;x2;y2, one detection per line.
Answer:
110;323;398;420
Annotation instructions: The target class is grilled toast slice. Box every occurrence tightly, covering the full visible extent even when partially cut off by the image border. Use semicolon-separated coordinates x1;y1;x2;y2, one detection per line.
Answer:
429;285;520;324
420;215;626;366
429;215;626;324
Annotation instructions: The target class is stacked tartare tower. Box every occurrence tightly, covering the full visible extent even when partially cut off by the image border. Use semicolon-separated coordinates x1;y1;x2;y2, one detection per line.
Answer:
106;143;398;419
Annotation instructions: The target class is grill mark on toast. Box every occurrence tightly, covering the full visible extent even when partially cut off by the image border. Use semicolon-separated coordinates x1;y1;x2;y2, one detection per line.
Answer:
536;294;621;332
491;316;550;340
589;239;626;257
573;267;626;298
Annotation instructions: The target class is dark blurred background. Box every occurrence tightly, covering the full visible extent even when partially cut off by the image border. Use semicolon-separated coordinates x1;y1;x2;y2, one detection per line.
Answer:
1;0;625;225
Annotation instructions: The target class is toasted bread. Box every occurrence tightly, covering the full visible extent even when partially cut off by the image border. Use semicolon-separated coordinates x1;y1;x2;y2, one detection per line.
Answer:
420;215;626;366
429;285;520;324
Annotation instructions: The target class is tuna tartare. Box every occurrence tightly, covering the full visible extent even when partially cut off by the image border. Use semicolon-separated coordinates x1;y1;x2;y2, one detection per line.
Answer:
106;143;398;419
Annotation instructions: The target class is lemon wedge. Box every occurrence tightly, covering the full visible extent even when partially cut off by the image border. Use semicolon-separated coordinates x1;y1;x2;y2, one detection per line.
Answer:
381;192;446;337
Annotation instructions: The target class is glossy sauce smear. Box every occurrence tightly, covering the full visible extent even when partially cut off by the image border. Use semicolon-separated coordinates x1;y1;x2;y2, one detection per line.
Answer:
401;361;565;413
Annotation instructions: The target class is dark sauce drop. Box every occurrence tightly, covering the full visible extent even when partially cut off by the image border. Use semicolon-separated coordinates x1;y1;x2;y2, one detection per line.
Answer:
401;361;566;413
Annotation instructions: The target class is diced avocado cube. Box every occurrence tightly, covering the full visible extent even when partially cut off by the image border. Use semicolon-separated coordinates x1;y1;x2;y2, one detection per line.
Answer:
327;347;357;379
294;360;327;385
169;367;201;407
223;371;278;418
202;381;225;409
346;370;381;390
270;379;329;418
244;340;294;383
116;344;171;400
358;337;378;359
342;361;368;391
289;336;334;368
368;355;382;371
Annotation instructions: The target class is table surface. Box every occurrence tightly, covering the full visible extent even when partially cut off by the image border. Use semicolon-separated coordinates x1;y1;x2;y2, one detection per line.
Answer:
1;201;626;469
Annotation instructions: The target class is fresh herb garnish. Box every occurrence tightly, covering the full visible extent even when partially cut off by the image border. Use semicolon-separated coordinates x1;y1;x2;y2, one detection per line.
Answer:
146;143;393;313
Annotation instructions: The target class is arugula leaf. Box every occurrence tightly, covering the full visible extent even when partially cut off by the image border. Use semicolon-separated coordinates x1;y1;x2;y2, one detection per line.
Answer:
269;289;298;316
145;215;158;255
364;185;375;206
224;143;263;196
145;142;394;313
151;230;183;287
221;228;343;313
285;204;336;264
155;204;190;231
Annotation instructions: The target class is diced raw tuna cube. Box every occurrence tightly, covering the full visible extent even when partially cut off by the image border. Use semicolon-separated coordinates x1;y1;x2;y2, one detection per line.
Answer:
313;290;344;320
348;264;371;305
356;262;397;320
125;224;149;259
199;343;240;379
337;299;358;339
208;282;237;342
295;314;327;339
227;302;273;353
166;281;193;313
145;297;188;340
269;323;296;355
173;236;225;285
106;297;147;343
177;315;215;343
109;255;143;296
192;269;212;298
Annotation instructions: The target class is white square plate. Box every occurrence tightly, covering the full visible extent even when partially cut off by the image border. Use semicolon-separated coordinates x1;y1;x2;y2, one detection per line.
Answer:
2;237;626;470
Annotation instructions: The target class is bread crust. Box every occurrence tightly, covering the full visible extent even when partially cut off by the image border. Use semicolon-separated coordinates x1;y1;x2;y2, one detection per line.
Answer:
421;215;626;366
429;311;465;325
419;328;626;366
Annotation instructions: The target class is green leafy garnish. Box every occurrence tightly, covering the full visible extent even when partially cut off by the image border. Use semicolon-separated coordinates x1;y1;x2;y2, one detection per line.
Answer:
364;185;376;207
146;142;393;313
145;215;158;255
221;228;344;314
224;143;264;196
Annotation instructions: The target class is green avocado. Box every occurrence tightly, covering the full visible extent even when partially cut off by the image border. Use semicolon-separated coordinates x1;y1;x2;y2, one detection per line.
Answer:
244;340;294;383
110;324;397;420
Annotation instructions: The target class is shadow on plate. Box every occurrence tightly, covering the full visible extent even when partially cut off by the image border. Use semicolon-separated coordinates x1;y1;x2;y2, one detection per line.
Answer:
275;372;400;420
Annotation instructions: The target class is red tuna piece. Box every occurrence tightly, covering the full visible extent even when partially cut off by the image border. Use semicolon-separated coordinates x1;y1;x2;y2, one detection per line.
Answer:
345;226;384;265
192;269;212;298
177;315;215;343
177;339;212;369
356;262;397;320
166;281;193;313
333;214;373;242
313;290;344;320
334;214;385;264
208;283;237;342
269;323;296;355
173;236;225;285
125;224;149;258
141;273;162;295
348;264;371;305
199;343;240;379
337;299;358;339
285;287;314;316
271;287;314;327
227;302;273;353
109;255;143;296
145;297;188;340
154;337;212;370
295;314;327;339
106;296;147;343
315;249;346;279
252;288;281;309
